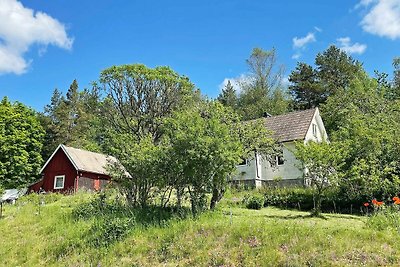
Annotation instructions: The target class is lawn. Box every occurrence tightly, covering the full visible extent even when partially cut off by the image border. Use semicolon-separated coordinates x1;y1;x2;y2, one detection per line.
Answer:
0;192;399;266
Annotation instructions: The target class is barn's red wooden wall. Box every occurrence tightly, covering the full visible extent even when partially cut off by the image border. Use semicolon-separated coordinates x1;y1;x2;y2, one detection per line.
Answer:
42;149;77;192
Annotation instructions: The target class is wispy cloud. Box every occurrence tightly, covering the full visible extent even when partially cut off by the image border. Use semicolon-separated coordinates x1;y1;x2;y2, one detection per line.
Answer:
0;0;73;75
357;0;400;40
291;28;321;60
219;74;250;94
337;37;367;55
292;33;316;49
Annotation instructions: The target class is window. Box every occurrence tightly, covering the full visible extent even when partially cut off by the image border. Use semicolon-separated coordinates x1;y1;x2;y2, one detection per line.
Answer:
277;155;284;166
238;158;248;166
312;123;317;137
54;175;65;189
270;152;284;167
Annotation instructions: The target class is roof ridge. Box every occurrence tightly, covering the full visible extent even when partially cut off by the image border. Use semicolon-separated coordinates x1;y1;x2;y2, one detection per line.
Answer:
63;145;114;159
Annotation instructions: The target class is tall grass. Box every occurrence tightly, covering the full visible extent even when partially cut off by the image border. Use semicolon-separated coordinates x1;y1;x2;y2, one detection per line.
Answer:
1;191;400;266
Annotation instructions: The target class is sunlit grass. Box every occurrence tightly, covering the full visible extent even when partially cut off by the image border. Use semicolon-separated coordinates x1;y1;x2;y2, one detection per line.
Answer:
1;192;400;266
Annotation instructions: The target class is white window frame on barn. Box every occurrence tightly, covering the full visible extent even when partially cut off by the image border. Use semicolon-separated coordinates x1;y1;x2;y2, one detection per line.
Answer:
54;175;65;189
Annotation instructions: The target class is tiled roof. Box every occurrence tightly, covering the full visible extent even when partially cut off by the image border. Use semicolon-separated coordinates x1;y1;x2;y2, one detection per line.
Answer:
262;108;316;142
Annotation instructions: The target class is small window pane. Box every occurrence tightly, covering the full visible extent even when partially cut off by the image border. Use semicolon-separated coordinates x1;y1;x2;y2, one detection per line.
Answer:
54;176;65;189
277;155;284;165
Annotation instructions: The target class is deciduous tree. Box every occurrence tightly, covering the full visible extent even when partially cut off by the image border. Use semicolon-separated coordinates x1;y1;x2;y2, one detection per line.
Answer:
0;97;44;188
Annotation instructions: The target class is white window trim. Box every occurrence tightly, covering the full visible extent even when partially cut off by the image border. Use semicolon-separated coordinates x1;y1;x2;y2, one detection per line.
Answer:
54;175;65;189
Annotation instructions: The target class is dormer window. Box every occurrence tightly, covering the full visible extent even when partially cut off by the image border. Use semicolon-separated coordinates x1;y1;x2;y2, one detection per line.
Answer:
312;123;317;137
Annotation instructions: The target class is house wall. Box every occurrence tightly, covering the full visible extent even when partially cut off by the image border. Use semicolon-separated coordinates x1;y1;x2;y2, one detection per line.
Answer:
77;171;110;191
259;142;304;182
231;109;328;187
41;149;77;192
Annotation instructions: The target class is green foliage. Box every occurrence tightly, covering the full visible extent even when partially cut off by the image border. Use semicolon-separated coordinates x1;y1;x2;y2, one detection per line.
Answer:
40;80;102;159
289;45;363;111
263;187;315;210
295;141;346;215
288;62;322;109
0;97;44;188
99;64;197;207
164;101;244;214
367;206;400;231
217;80;237;109
322;73;400;200
244;194;264;210
3;192;400;266
236;47;289;120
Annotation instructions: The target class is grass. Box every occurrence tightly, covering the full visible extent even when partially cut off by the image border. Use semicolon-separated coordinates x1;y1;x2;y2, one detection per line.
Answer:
1;192;400;266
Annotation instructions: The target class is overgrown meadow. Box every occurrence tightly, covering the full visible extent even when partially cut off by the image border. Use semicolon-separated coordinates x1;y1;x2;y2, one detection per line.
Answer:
1;190;400;267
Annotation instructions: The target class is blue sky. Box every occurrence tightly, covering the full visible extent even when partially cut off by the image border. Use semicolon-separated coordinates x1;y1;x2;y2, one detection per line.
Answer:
1;0;400;111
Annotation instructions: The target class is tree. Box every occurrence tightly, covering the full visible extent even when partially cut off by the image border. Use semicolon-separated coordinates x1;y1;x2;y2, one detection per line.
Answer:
289;45;363;110
40;80;102;159
289;63;322;109
388;57;400;100
323;73;400;200
295;141;345;216
0;97;44;188
164;101;278;214
99;64;197;207
217;80;237;109
237;48;289;119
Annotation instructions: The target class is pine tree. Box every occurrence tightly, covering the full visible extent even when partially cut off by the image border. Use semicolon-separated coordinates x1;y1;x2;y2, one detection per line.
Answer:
217;80;237;109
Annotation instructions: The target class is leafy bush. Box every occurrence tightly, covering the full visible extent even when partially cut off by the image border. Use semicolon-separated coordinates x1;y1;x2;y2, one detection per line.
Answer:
245;194;264;210
261;187;369;214
88;217;135;247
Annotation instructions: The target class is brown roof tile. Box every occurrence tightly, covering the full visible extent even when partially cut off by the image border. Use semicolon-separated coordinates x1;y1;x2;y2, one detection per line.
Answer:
262;108;316;142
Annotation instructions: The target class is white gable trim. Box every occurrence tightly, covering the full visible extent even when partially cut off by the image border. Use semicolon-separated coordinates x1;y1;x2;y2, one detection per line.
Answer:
39;144;79;174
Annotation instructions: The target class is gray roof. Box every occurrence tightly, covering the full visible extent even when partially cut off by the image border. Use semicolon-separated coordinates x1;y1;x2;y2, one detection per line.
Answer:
40;145;120;175
262;108;317;142
62;145;119;175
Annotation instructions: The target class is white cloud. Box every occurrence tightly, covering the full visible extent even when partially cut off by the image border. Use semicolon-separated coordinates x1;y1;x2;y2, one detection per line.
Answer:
358;0;400;39
291;53;301;60
219;74;250;94
314;26;322;33
292;33;316;49
291;29;320;60
337;37;367;54
0;0;73;74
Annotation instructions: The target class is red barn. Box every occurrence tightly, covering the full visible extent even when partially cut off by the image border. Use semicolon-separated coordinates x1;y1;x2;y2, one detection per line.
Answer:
30;145;121;193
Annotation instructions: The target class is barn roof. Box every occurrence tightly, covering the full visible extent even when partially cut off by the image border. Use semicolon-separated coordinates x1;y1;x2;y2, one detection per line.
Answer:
40;145;121;175
262;108;317;142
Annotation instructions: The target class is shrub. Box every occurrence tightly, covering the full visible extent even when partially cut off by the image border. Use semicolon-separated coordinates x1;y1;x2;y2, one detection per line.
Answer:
245;194;264;210
261;186;369;214
88;217;135;247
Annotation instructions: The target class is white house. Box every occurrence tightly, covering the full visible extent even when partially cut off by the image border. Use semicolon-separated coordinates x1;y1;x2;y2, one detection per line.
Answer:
232;108;328;187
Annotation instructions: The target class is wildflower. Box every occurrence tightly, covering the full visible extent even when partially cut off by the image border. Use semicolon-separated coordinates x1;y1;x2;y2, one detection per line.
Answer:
393;196;400;204
372;199;384;207
363;202;369;207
